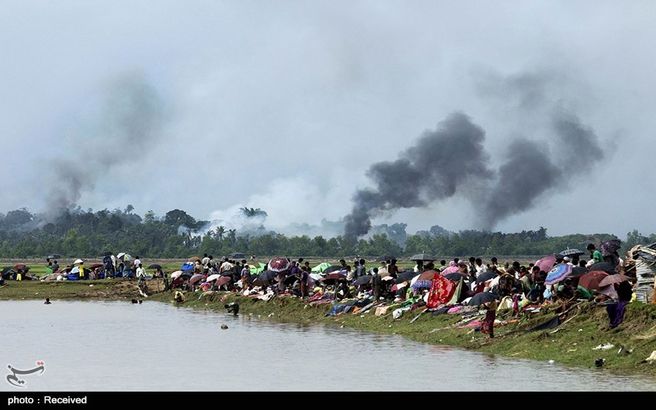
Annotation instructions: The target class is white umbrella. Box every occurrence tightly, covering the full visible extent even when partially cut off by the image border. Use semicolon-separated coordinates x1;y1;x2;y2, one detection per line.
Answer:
170;270;183;279
71;266;80;274
206;274;221;282
117;253;131;261
74;259;84;265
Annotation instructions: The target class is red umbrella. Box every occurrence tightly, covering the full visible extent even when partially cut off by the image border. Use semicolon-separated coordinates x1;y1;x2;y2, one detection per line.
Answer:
216;276;232;287
190;274;207;285
579;271;609;290
535;255;557;272
268;257;291;272
598;274;629;288
14;263;27;271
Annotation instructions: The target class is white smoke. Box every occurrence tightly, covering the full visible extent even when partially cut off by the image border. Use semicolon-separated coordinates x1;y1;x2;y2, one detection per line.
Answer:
206;173;358;237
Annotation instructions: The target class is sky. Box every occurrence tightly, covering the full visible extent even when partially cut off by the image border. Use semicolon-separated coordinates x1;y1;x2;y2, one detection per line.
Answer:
1;0;655;237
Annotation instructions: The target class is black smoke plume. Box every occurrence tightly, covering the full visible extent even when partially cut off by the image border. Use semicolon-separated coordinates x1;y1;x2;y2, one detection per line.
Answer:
476;109;605;229
343;113;493;239
46;73;165;217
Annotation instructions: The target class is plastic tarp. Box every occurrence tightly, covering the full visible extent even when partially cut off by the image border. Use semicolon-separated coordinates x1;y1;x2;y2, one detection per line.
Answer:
250;263;266;275
311;262;332;273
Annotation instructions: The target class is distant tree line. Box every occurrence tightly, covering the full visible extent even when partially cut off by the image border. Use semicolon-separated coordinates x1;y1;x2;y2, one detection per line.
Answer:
0;207;650;259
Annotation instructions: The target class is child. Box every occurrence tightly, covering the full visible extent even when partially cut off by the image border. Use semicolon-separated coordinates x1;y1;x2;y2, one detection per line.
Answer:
481;300;498;338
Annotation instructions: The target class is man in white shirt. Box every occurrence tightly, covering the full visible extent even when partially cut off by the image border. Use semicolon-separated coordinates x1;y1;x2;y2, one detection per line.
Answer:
220;258;234;273
136;264;147;279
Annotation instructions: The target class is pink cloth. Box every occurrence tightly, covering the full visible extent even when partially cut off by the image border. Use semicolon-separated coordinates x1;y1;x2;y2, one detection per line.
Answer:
447;306;463;314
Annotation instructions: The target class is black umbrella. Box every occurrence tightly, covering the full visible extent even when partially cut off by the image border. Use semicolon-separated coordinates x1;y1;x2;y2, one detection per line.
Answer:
588;262;617;275
475;271;497;283
395;270;418;283
322;272;347;285
47;254;62;259
323;265;342;274
148;264;162;270
443;272;464;282
568;266;588;278
257;270;278;283
180;272;193;279
230;252;246;259
409;253;436;262
353;275;373;286
468;291;500;306
559;248;584;257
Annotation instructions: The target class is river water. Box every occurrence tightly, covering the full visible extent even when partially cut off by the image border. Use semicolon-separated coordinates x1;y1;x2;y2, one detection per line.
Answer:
1;300;654;391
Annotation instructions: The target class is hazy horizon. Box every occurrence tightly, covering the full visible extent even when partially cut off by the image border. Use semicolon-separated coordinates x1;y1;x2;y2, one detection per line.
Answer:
2;1;655;238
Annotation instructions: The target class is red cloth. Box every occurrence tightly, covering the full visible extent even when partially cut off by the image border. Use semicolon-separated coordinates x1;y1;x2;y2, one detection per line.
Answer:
481;309;496;337
426;276;457;308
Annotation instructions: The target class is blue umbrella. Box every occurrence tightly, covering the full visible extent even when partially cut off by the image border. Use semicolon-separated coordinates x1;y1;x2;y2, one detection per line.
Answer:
545;263;573;285
181;262;195;272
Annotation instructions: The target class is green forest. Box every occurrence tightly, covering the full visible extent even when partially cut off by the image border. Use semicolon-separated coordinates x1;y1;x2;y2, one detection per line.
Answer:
0;206;653;259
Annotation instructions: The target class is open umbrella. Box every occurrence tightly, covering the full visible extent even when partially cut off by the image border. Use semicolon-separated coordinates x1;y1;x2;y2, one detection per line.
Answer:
148;264;162;270
190;274;206;285
47;254;62;259
535;255;557;272
476;271;497;283
443;272;464;282
206;273;221;282
73;259;84;265
559;248;584;257
598;274;630;288
258;270;279;283
229;252;246;259
322;272;347;285
353;275;373;286
181;262;195;272
588;262;617;275
268;257;291;273
409;253;436;262
117;253;131;262
395;271;418;284
170;270;183;280
216;276;232;288
579;271;609;291
14;263;27;271
468;291;499;306
568;266;588;278
545;264;573;286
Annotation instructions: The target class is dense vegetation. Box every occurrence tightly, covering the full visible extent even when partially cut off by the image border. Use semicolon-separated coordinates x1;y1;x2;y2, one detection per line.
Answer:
0;206;652;259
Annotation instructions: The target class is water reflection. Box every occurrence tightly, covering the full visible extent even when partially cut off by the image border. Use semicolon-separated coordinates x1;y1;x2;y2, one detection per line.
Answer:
0;300;654;391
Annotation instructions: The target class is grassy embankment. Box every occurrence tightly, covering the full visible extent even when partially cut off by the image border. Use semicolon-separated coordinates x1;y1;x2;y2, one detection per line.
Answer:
3;278;656;378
